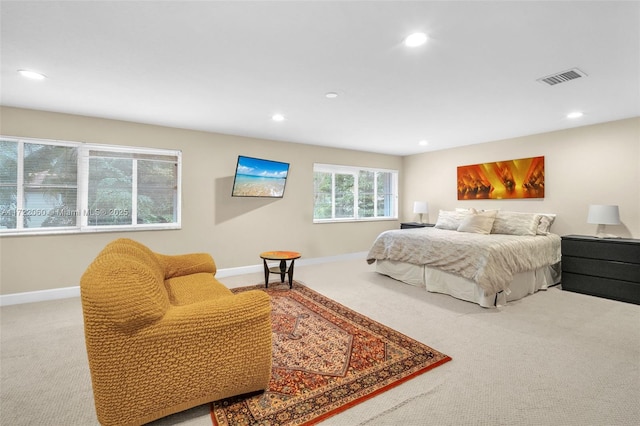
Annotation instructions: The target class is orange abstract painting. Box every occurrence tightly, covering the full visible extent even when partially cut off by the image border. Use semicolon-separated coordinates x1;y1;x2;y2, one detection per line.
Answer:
457;156;544;200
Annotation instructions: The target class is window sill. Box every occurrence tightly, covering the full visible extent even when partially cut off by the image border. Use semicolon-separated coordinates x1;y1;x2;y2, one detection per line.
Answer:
0;224;181;237
313;217;397;224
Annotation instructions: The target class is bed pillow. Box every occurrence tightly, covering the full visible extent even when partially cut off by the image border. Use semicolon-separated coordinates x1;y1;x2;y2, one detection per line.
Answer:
536;213;556;235
457;209;498;234
491;211;541;236
434;210;470;230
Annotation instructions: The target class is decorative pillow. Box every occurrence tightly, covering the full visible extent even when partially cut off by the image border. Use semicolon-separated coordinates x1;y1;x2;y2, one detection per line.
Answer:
457;210;498;234
491;211;541;236
536;213;556;235
434;209;470;230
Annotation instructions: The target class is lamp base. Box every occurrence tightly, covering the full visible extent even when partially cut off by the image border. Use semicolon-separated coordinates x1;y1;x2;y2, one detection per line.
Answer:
594;224;621;239
594;233;622;239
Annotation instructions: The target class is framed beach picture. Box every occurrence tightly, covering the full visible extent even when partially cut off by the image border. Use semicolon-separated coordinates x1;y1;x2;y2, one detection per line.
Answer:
231;155;290;198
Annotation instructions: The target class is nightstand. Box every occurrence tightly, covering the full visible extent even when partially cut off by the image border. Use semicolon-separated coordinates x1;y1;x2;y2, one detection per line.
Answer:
561;235;640;305
400;222;435;229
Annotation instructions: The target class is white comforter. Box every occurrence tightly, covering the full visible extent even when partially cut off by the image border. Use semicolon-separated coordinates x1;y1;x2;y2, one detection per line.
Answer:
366;227;561;294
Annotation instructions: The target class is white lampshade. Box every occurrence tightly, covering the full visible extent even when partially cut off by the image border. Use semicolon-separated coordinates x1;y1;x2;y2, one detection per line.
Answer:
587;205;620;225
413;201;428;214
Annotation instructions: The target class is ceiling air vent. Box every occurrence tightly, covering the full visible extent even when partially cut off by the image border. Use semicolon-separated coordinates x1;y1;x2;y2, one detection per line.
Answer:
537;68;587;86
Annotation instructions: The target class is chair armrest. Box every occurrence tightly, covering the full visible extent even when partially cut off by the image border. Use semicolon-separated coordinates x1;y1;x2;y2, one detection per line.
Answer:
154;252;217;279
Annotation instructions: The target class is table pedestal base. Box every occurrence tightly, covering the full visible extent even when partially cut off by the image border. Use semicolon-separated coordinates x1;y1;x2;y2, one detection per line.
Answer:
263;258;296;289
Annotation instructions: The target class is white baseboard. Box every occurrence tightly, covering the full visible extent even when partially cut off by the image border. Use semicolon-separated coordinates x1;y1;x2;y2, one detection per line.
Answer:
0;251;367;306
0;286;82;307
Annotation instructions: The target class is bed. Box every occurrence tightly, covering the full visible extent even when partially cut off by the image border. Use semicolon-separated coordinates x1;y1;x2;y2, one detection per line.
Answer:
366;209;561;308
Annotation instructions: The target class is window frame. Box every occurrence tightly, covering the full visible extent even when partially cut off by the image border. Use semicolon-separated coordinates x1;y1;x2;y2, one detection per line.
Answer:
0;136;182;236
313;163;398;223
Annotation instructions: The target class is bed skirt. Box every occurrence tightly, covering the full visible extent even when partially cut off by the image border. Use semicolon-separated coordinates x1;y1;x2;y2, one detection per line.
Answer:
375;260;561;308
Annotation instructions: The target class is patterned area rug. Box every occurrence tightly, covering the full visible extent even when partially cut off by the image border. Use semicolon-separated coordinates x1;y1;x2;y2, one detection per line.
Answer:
210;282;451;426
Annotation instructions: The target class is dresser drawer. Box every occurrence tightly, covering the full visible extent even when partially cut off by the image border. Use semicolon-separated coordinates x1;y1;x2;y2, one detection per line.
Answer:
561;238;640;264
561;235;640;304
562;256;640;283
562;272;640;304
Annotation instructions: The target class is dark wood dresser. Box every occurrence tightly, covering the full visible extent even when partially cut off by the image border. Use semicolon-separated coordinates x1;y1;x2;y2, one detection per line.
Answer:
561;235;640;305
400;222;435;229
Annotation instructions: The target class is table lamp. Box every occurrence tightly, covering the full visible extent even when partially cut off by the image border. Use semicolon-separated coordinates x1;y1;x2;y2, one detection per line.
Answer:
413;201;428;223
587;204;620;238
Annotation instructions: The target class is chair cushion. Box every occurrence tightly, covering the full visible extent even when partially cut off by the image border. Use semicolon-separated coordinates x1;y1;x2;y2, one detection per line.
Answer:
165;273;232;306
155;252;217;279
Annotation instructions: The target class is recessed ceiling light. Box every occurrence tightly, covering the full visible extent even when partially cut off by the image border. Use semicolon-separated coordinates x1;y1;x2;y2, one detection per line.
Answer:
18;69;46;80
567;111;584;119
271;114;285;122
404;32;428;47
325;92;339;99
418;140;429;146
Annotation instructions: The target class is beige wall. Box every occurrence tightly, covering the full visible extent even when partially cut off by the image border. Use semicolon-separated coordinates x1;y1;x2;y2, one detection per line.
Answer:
403;117;640;239
0;107;402;295
2;108;638;296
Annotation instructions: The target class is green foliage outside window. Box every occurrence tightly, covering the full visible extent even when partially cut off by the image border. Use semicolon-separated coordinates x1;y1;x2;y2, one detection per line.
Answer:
88;158;133;226
335;174;355;218
313;164;397;222
0;137;180;235
313;172;332;219
358;170;375;217
137;160;177;224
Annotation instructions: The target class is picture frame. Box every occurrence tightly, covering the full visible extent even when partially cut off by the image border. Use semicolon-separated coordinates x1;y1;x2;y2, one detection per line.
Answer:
457;156;544;200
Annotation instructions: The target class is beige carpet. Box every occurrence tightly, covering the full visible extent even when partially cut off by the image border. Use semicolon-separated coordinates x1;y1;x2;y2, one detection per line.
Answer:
1;256;639;425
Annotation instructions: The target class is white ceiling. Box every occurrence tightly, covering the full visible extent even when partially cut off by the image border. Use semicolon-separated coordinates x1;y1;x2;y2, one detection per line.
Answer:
1;1;639;156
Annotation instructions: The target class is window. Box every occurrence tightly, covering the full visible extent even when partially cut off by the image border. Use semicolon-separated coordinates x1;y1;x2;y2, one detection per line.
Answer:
313;163;398;223
0;136;181;236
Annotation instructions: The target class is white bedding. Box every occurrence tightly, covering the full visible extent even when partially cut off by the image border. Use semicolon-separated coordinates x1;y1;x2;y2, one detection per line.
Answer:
366;227;561;296
375;260;561;307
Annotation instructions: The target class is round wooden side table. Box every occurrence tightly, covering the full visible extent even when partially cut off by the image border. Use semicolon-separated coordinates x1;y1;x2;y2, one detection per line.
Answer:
259;251;301;289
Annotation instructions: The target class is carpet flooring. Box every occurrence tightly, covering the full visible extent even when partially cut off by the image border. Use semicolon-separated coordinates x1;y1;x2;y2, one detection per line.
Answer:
211;282;451;425
1;257;638;425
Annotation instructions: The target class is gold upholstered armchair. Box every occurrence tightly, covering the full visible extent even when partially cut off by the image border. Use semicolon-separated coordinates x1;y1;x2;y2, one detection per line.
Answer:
80;238;272;426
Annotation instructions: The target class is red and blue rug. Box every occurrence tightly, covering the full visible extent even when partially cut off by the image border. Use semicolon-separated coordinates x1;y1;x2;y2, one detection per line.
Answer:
211;282;451;425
